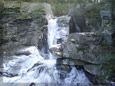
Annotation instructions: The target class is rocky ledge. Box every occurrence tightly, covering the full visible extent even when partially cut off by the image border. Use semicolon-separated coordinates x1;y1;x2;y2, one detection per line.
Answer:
50;31;114;84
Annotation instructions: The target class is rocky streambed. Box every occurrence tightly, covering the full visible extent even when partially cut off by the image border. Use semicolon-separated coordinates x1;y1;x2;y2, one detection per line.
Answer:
0;1;115;86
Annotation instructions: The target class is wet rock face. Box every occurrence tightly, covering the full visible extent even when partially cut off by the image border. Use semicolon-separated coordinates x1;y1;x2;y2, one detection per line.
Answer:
49;16;70;58
69;14;87;33
49;44;62;57
112;32;115;47
38;25;49;58
55;32;112;76
62;32;108;64
0;4;48;59
15;50;31;56
56;16;70;43
56;65;72;79
57;16;70;28
29;83;36;86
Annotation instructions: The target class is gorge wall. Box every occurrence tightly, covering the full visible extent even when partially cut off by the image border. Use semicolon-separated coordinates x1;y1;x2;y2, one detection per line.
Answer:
0;2;48;67
51;2;115;84
0;1;115;85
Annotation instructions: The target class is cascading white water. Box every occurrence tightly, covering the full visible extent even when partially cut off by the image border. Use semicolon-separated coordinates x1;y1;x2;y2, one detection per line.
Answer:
2;17;91;86
48;19;58;48
48;19;58;59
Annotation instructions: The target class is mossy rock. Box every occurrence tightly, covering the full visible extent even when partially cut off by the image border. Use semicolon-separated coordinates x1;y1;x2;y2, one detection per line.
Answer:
91;33;104;37
11;35;17;42
16;13;29;19
0;37;9;44
0;7;20;18
76;46;85;52
0;2;4;12
101;52;115;81
100;44;109;50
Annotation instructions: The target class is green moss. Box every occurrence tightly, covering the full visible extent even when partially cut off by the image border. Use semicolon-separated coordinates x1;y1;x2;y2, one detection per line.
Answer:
20;15;28;19
32;11;43;17
101;50;115;81
100;44;109;50
86;4;102;27
17;13;30;19
91;33;104;37
0;7;20;18
77;46;85;52
51;3;73;16
4;7;20;13
38;23;44;27
0;0;3;3
31;5;45;17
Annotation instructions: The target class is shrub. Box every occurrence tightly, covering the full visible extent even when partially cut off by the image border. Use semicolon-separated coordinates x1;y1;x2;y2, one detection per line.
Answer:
101;49;115;81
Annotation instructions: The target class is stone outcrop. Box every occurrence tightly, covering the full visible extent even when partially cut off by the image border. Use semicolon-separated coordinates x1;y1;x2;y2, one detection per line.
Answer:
49;3;114;78
0;3;48;62
56;2;114;79
56;16;70;43
51;32;113;76
61;32;111;63
69;14;87;33
68;2;113;34
68;4;90;33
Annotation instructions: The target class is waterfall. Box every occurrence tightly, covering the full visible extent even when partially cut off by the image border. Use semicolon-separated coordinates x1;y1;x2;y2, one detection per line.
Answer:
1;17;91;86
48;19;58;48
48;19;59;59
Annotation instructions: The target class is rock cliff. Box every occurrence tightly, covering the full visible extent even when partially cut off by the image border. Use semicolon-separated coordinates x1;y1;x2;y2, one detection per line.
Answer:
50;2;115;84
0;2;48;65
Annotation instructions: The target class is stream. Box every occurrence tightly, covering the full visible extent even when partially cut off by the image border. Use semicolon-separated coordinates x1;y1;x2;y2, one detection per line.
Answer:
2;17;91;86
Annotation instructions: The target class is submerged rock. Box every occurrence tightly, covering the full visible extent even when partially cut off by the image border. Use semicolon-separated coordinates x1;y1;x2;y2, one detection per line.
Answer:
29;83;36;86
15;50;31;56
49;44;62;57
